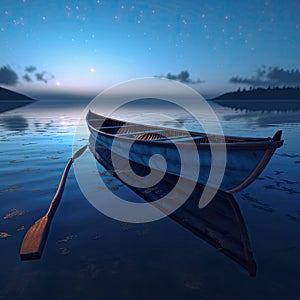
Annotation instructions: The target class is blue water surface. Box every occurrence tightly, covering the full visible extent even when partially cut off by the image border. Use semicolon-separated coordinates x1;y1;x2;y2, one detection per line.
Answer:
0;99;299;300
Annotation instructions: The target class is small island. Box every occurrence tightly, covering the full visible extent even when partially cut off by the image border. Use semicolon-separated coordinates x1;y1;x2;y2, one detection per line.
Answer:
213;86;300;100
0;86;34;101
212;87;300;111
0;86;36;113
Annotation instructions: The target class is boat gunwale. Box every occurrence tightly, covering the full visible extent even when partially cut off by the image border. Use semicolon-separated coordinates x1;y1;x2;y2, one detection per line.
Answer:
87;110;283;151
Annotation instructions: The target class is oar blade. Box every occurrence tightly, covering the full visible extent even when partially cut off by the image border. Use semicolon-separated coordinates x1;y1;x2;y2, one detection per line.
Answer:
20;216;49;260
72;145;88;160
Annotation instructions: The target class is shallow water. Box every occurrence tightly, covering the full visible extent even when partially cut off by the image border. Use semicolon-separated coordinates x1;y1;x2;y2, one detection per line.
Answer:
0;99;299;300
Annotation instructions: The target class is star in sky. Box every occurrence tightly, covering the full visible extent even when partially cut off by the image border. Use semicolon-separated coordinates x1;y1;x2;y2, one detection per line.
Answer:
0;0;299;98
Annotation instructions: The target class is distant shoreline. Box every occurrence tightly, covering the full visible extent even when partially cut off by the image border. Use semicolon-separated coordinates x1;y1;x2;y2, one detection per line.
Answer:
212;99;300;111
212;87;300;100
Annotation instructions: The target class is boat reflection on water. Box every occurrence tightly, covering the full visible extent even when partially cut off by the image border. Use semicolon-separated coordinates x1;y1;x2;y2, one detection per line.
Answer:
89;135;257;276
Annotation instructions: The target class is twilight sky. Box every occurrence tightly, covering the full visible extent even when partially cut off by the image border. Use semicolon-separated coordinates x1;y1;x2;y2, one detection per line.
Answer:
1;0;300;98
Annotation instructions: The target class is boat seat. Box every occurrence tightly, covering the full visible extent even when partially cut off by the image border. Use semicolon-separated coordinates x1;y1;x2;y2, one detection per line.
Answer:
155;135;207;142
153;135;191;141
100;124;138;130
115;129;166;136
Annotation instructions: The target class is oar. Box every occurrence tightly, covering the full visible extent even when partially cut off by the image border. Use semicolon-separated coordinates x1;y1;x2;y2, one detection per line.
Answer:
20;145;87;261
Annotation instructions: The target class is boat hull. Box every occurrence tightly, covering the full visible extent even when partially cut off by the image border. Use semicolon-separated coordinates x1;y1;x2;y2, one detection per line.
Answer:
91;131;270;192
87;110;284;193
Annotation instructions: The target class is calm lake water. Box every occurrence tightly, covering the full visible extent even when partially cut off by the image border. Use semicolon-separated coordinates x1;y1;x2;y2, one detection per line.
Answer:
0;99;300;300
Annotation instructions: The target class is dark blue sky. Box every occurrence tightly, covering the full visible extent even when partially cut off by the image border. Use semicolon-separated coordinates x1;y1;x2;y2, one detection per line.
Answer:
1;0;300;98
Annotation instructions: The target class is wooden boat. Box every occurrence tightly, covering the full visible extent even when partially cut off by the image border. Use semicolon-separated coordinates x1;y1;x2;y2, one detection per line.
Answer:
89;137;257;276
86;110;284;193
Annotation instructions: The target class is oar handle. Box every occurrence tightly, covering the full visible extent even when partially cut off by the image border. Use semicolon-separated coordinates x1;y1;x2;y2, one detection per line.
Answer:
46;158;73;217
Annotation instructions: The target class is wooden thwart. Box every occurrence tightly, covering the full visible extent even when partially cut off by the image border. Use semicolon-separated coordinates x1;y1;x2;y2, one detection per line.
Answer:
115;129;165;136
100;124;138;130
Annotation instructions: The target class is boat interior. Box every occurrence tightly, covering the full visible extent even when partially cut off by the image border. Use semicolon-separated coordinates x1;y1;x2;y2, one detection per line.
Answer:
87;111;274;144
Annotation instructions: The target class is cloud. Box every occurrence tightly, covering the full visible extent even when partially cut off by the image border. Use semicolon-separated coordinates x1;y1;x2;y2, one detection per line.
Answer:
267;67;300;85
23;74;33;82
34;71;54;84
229;66;300;87
25;66;37;73
0;65;19;86
157;71;204;84
35;72;47;83
0;64;55;86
